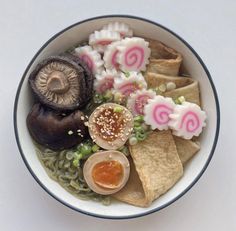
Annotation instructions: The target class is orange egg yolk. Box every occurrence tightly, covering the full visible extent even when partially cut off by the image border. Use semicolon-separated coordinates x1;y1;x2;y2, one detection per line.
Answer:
92;160;124;189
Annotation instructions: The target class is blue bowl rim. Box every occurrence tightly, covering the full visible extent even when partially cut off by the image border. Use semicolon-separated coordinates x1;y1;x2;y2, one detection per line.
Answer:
13;14;220;220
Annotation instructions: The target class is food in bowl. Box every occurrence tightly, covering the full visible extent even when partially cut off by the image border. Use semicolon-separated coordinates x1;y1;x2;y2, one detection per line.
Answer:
26;21;207;207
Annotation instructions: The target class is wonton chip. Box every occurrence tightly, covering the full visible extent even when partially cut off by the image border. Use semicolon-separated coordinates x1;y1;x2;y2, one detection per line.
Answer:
146;38;183;76
113;131;183;207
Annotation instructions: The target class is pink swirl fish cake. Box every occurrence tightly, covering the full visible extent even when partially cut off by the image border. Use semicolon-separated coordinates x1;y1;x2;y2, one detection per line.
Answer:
144;95;175;130
117;37;151;72
103;41;121;69
74;45;104;74
114;72;147;97
169;102;207;139
89;30;121;53
127;89;156;116
102;22;133;38
94;69;118;93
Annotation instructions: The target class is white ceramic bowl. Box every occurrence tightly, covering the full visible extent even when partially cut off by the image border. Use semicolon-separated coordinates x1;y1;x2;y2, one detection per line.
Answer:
14;15;220;219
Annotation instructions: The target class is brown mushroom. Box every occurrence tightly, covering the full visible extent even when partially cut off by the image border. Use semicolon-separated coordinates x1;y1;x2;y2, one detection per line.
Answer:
28;56;88;111
27;103;88;150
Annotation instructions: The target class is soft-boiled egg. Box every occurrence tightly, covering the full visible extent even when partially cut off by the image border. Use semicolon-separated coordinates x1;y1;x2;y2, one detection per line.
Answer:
88;103;134;150
83;150;130;195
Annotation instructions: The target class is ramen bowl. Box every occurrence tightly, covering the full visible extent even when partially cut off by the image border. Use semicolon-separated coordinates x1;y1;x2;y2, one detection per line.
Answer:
14;15;220;219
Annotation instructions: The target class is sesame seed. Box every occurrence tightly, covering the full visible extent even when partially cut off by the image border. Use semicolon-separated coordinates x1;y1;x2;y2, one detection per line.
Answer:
68;130;73;135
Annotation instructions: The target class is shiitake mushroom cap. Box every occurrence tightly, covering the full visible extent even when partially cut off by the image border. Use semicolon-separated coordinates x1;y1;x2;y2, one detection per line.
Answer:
27;103;88;150
28;56;88;111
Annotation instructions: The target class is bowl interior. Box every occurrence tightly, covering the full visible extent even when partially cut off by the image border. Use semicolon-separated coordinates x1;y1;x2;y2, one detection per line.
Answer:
15;16;219;218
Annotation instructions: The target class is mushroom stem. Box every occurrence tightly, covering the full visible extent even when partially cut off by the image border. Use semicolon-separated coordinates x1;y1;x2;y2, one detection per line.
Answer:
47;71;70;94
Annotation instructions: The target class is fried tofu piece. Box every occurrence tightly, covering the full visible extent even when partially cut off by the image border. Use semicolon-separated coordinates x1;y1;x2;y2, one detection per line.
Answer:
113;131;183;207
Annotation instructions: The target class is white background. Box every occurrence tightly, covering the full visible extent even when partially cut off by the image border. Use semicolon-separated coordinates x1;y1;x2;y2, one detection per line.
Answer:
0;0;235;230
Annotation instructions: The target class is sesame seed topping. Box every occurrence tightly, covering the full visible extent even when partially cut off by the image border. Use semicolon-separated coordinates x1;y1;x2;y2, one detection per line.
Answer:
68;130;73;135
93;107;127;142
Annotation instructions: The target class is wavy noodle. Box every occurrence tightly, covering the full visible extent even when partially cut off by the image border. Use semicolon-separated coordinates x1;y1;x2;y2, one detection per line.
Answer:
34;143;111;205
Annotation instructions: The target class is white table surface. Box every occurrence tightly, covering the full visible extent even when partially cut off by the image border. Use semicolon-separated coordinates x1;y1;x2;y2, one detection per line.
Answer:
0;0;235;230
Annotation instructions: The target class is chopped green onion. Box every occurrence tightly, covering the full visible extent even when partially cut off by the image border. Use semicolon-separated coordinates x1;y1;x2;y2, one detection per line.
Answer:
178;96;186;103
123;71;130;77
93;93;104;104
80;144;92;156
103;90;113;101
134;126;145;133
113;106;123;113
114;92;124;104
134;121;141;127
158;84;167;93
166;82;176;91
135;132;147;141
74;152;82;160
72;159;79;167
134;115;144;123
129;136;138;145
174;98;181;104
154;87;161;95
92;144;100;152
